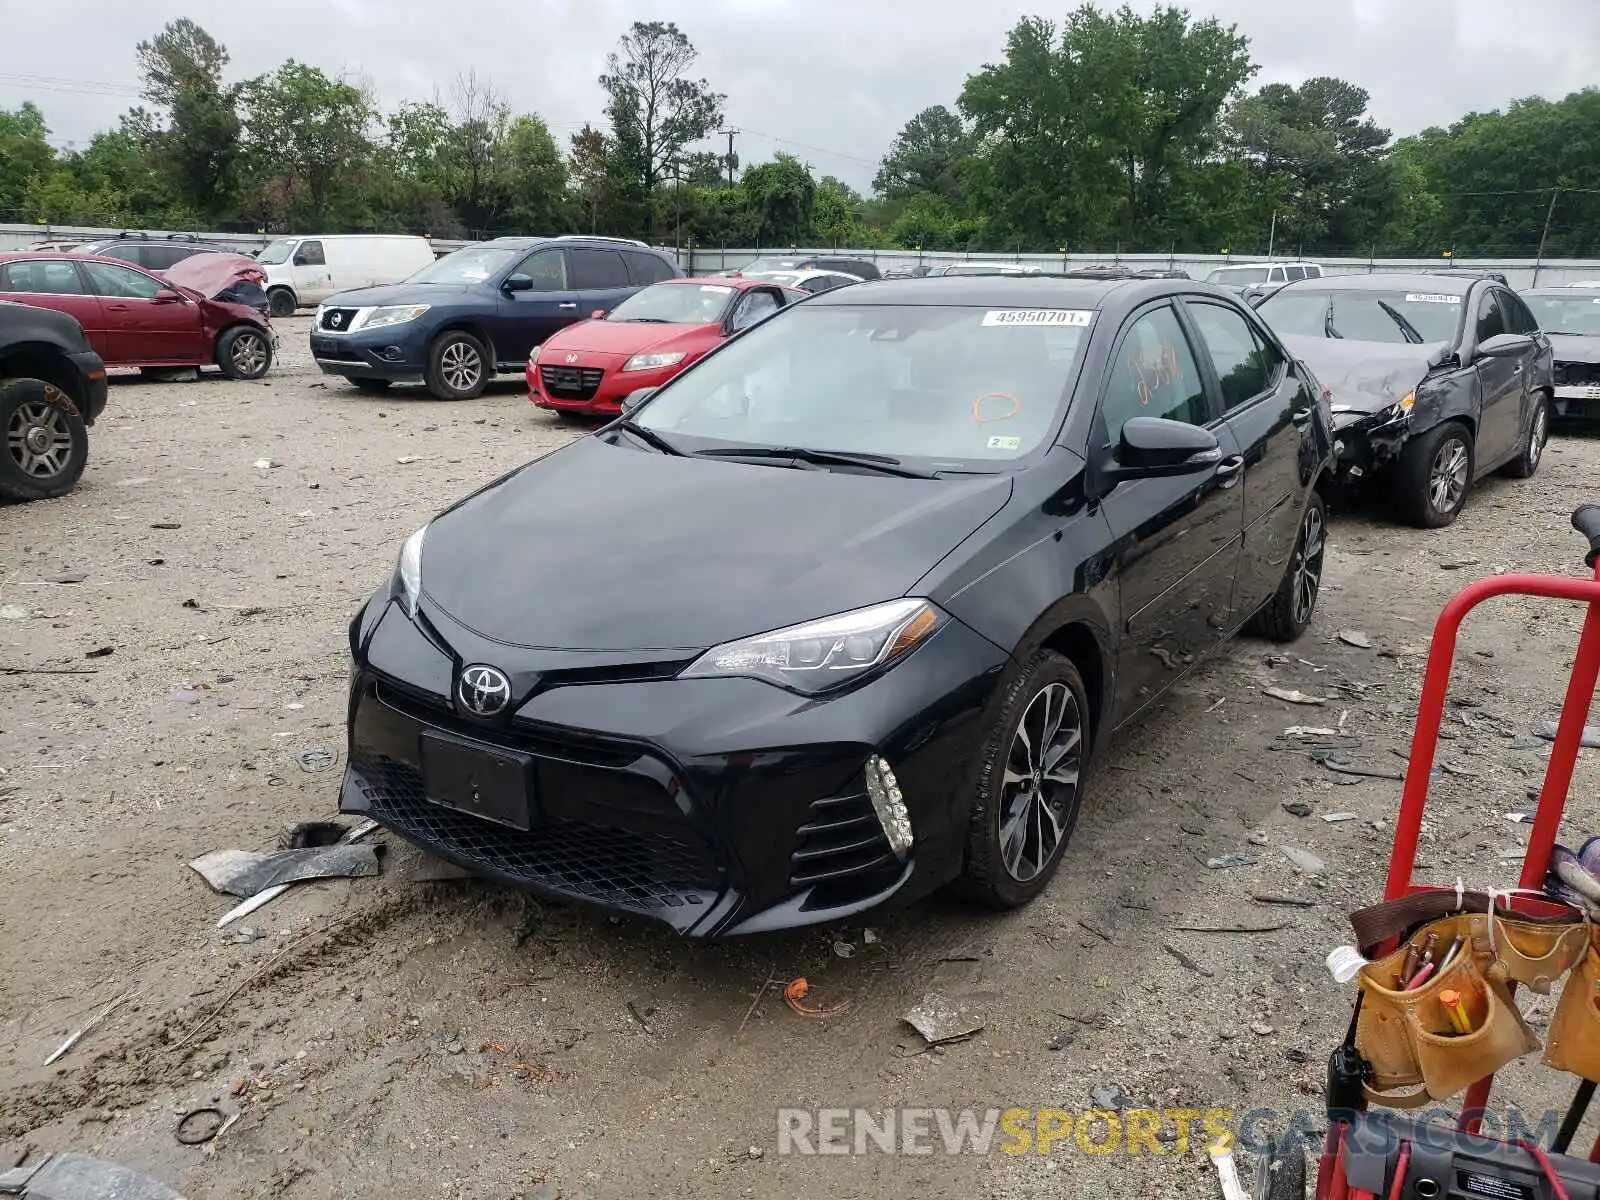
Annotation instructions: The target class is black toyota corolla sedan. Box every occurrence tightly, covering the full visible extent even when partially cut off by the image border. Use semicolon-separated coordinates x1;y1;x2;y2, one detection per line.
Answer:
341;276;1336;936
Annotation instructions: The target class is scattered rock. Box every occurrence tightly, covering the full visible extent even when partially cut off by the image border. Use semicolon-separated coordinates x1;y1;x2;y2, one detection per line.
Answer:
1282;802;1313;818
151;521;182;530
1089;1083;1130;1111
1206;853;1258;870
0;604;28;620
1337;631;1372;649
1263;687;1327;706
1250;1022;1275;1037
45;572;86;584
170;689;202;705
832;940;854;958
253;458;281;470
1281;846;1327;874
1534;720;1600;750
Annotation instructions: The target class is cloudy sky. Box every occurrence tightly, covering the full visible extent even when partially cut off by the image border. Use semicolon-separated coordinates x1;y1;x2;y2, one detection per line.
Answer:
3;0;1596;191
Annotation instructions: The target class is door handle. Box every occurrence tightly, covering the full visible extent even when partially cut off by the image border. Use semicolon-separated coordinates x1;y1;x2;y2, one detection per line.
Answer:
1215;455;1244;487
557;302;578;310
1291;408;1313;427
106;303;129;311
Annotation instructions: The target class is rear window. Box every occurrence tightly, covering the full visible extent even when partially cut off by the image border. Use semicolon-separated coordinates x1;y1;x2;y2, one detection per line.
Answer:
567;248;630;290
1524;294;1600;336
624;251;677;285
1259;288;1465;345
1208;267;1270;285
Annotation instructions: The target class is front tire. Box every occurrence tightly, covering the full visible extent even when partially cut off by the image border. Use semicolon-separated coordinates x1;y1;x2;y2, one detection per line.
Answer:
425;331;488;400
1395;421;1473;528
0;378;88;502
957;651;1089;909
267;288;296;318
216;326;273;380
1247;491;1326;642
1502;394;1550;479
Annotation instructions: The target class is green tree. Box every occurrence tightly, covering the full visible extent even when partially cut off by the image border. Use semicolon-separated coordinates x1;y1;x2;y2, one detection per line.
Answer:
741;152;815;245
873;105;972;200
599;21;725;235
887;191;980;250
241;61;377;228
498;115;570;234
812;176;873;246
0;103;58;219
133;19;242;219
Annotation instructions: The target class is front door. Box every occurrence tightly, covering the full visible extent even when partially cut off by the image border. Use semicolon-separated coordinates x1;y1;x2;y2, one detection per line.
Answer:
1094;303;1245;727
0;259;106;354
493;248;577;365
1183;298;1311;615
80;259;205;364
291;240;335;305
1471;287;1524;468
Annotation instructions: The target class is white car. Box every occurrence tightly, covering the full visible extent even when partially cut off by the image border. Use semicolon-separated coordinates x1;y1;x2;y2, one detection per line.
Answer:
1206;262;1325;292
739;268;863;295
927;262;1043;278
255;234;437;317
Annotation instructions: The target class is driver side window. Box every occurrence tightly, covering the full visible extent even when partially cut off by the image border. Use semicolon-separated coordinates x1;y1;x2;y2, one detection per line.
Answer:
513;250;568;292
82;260;164;300
1476;290;1506;344
293;240;325;267
732;289;780;331
1100;306;1210;446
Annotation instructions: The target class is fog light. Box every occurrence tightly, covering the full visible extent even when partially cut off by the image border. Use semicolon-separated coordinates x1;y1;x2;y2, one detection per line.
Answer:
863;755;913;859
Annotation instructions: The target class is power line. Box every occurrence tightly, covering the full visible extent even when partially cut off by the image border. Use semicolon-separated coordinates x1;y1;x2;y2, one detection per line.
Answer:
739;126;878;167
0;72;142;98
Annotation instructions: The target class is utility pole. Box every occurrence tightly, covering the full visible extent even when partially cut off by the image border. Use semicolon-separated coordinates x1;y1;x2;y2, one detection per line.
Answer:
1533;187;1561;287
718;129;740;188
1266;211;1277;260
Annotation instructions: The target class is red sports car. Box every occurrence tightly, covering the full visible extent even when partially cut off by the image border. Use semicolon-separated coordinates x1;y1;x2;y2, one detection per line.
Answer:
528;276;805;416
0;252;275;379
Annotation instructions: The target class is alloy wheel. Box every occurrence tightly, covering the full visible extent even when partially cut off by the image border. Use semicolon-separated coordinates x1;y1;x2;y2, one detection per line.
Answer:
441;342;482;393
6;398;74;481
1529;404;1548;468
1290;503;1325;627
998;682;1082;882
1427;439;1469;514
232;332;268;376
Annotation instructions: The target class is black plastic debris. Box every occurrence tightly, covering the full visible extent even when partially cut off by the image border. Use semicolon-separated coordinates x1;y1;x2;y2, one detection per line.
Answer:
189;843;382;898
0;1153;184;1199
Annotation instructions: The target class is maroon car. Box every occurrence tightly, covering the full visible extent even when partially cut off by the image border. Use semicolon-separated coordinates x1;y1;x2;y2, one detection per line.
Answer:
0;252;274;379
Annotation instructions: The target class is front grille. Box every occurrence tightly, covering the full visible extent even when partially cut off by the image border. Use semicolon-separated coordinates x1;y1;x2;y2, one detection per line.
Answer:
311;339;363;363
1555;360;1600;388
789;791;896;887
351;753;722;911
320;307;360;332
539;365;604;400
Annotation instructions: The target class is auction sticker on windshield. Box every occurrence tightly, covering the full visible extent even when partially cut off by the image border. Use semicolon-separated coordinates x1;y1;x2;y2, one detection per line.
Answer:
1403;293;1461;304
981;309;1095;327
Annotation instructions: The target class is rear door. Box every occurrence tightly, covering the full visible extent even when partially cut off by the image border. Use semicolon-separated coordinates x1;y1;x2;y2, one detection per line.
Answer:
1470;287;1522;468
0;259;107;352
291;240;335;304
1182;297;1312;615
80;259;205;364
1093;302;1245;725
567;248;635;317
493;248;575;364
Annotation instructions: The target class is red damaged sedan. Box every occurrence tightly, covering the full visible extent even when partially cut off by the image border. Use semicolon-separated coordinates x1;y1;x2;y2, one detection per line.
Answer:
528;277;804;416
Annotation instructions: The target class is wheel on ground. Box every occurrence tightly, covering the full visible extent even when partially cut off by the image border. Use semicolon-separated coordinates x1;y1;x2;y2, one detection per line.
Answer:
1395;421;1474;528
0;378;89;503
426;331;488;400
1252;1136;1307;1200
1502;394;1550;479
957;650;1090;908
216;325;272;380
1248;490;1326;642
348;377;392;394
267;288;296;318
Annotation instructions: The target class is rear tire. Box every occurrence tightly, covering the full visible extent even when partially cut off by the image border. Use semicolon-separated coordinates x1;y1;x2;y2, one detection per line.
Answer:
349;377;392;394
1247;491;1326;643
1395;421;1474;528
1502;394;1550;479
425;331;488;400
267;288;296;318
956;651;1090;909
0;378;88;502
216;325;272;380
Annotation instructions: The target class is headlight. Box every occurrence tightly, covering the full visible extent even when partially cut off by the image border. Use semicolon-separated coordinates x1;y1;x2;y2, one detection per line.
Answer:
528;344;542;363
359;305;430;332
395;526;426;618
680;599;943;694
623;351;686;373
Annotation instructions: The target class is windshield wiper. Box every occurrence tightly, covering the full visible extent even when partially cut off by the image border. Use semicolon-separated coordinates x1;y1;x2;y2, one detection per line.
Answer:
613;419;683;456
694;446;936;478
621;317;671;323
1375;299;1425;345
1324;297;1343;340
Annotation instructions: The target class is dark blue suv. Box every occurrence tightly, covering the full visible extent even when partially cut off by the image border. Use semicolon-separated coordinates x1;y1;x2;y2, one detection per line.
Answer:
309;235;682;400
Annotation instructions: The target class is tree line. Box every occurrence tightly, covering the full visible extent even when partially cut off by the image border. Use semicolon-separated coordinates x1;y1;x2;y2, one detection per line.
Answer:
3;8;1599;258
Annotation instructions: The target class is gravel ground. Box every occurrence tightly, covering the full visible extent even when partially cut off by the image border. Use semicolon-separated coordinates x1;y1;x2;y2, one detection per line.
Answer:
3;316;1600;1199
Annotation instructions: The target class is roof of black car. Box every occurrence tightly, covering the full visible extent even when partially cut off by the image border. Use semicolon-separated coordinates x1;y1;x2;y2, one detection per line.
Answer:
1275;273;1480;295
807;274;1188;309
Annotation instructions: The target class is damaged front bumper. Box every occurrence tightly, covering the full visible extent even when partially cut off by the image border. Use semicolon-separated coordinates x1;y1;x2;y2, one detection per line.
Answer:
1331;404;1413;482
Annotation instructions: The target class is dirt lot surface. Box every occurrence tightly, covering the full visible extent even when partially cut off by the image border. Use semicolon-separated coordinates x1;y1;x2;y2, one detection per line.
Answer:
3;316;1600;1199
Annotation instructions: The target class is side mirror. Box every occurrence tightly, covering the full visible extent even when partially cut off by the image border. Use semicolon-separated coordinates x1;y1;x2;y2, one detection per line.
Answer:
502;274;534;293
591;308;606;320
154;288;186;304
620;387;658;414
1109;417;1222;480
1477;332;1533;359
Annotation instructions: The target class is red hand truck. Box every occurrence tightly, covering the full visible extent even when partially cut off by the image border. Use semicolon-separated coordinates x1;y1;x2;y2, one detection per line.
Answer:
1313;506;1600;1200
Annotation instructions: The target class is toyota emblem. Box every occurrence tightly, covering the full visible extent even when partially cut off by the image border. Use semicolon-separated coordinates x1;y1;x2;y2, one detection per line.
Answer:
565;352;580;364
458;665;512;717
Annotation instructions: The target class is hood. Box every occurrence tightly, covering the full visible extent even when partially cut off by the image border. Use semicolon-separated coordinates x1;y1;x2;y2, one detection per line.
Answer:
163;252;262;298
324;282;477;307
543;319;710;358
419;436;1013;653
1549;332;1600;365
1280;334;1446;415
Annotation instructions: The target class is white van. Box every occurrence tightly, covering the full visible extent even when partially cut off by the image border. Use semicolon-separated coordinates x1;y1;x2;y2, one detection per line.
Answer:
1205;261;1325;291
255;235;436;316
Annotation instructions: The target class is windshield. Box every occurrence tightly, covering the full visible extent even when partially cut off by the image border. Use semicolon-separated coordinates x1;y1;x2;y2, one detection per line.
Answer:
1525;295;1600;336
1207;267;1270;285
256;239;296;266
636;304;1093;467
741;258;802;274
407;245;520;285
1259;288;1463;344
609;282;736;324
